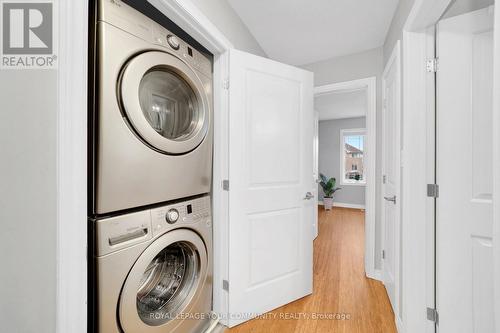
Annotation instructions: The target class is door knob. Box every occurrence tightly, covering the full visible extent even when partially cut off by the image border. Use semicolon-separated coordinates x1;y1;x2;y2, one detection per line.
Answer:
384;195;397;204
303;192;315;200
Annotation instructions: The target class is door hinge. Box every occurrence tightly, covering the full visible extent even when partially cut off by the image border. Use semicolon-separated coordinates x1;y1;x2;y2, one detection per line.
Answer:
426;58;438;73
222;180;229;191
427;184;439;198
427;307;439;323
382;250;385;259
222;279;229;291
223;78;230;90
383;175;387;184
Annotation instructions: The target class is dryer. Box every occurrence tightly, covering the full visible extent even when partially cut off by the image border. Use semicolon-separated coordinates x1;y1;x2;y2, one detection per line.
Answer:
91;0;213;214
92;195;213;333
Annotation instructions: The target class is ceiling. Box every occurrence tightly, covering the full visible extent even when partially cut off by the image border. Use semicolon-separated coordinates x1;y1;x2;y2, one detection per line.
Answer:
227;0;399;65
315;90;366;121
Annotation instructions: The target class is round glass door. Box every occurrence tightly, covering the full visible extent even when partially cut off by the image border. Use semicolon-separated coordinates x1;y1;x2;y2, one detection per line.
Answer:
136;241;200;326
120;51;210;155
118;229;208;333
139;69;201;142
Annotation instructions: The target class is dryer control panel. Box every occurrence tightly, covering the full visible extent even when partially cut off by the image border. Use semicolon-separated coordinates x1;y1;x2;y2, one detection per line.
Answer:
99;0;212;78
151;196;211;237
95;195;211;256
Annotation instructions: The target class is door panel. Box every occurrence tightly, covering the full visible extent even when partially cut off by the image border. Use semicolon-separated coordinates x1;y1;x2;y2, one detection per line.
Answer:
382;42;401;315
227;49;314;327
437;7;494;333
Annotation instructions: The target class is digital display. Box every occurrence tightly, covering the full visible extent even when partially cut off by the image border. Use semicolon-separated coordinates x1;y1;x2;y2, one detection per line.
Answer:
188;47;193;57
187;204;192;214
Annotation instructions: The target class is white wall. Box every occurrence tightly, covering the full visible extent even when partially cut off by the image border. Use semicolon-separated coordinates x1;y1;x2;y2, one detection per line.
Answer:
190;0;266;57
383;0;415;65
0;71;58;332
319;117;366;206
442;0;494;19
302;47;384;268
315;90;367;120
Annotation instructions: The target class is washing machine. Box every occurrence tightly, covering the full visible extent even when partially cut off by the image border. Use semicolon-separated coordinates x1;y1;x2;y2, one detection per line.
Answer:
90;0;213;215
92;195;213;333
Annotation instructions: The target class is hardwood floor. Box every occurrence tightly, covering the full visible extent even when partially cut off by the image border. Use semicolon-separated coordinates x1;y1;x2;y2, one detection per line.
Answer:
227;207;397;333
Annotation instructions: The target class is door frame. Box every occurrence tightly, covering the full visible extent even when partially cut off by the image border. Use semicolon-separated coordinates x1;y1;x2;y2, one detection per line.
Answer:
314;77;378;280
56;0;234;331
493;3;500;330
380;40;402;329
401;2;448;332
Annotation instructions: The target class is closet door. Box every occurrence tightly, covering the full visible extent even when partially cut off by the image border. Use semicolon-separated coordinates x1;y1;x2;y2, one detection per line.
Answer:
227;49;314;327
437;7;494;333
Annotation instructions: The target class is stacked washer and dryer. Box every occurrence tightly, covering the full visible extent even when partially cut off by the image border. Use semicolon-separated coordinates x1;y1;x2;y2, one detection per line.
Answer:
89;1;214;332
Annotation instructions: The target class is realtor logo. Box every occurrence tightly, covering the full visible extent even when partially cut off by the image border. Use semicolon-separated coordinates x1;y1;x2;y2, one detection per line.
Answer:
1;1;57;69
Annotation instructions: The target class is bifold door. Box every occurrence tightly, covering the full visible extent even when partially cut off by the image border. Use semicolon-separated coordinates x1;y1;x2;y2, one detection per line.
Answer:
227;49;314;327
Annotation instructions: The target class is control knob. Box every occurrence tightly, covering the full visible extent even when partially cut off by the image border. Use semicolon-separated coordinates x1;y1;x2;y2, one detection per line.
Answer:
167;35;180;50
165;209;179;224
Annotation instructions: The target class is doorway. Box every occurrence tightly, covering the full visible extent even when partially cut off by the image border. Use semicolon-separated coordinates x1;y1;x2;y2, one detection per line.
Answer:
313;77;377;279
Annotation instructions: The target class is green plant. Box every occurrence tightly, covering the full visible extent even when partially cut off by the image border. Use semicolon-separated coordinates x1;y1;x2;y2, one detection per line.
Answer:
319;173;341;198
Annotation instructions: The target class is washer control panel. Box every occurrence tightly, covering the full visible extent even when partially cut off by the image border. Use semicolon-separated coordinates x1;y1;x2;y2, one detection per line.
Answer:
151;196;211;237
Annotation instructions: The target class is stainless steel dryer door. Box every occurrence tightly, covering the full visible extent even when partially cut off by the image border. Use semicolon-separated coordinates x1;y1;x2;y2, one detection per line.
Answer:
120;51;210;155
119;229;208;333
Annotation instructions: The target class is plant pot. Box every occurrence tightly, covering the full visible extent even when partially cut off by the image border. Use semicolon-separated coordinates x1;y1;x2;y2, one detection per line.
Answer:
323;197;334;210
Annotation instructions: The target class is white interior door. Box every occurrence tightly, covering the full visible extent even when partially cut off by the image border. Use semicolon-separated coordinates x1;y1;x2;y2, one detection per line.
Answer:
227;49;314;327
437;7;494;333
381;41;401;315
313;109;319;239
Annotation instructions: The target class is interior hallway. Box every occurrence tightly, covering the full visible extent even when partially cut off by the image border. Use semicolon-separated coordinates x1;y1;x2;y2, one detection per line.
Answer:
227;207;396;333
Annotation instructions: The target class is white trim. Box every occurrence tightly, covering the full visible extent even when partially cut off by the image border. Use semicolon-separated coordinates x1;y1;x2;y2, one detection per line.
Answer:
318;201;366;210
396;315;405;333
148;0;233;53
340;128;367;186
380;40;402;324
148;0;232;326
314;76;377;281
366;269;383;281
56;1;88;332
400;1;452;332
492;3;500;332
334;202;366;210
401;27;437;333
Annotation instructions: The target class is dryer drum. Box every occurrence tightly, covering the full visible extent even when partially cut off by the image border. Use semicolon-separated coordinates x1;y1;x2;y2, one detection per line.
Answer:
138;68;201;141
136;241;200;326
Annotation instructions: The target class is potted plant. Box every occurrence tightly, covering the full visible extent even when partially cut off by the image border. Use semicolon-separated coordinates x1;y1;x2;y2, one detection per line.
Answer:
319;173;341;210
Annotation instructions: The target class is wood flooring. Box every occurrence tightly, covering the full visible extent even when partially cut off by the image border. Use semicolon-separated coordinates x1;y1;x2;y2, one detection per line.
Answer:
226;207;397;333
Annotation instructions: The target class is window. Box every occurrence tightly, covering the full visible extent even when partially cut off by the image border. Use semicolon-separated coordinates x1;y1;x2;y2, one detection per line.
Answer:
340;128;366;185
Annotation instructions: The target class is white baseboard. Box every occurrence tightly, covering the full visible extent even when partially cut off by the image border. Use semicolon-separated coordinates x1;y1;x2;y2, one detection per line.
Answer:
395;314;404;333
366;269;383;282
318;201;365;210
